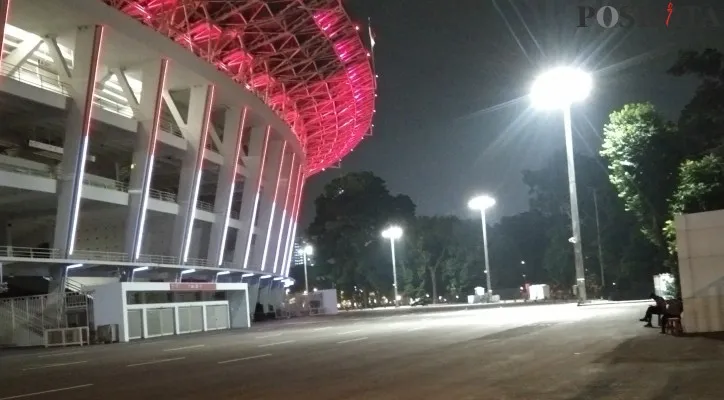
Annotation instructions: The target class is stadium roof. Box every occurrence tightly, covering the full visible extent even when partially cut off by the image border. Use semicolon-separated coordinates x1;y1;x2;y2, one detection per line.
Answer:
106;0;376;175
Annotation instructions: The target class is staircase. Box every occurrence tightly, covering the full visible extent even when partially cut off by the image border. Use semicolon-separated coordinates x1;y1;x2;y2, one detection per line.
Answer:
0;294;55;346
0;279;92;347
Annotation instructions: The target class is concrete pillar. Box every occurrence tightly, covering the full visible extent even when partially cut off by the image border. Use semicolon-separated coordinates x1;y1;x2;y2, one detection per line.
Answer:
250;141;288;272
207;107;248;267
53;25;105;257
169;85;215;263
246;276;261;317
274;161;302;274
125;59;169;261
232;126;271;269
282;173;306;276
0;1;9;61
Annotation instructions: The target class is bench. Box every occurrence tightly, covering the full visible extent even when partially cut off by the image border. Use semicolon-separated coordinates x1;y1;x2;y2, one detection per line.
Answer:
665;317;684;336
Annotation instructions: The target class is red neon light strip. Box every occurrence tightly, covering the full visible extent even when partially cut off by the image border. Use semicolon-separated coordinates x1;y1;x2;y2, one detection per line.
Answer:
134;58;169;260
242;126;271;270
272;155;296;273
280;166;303;276
216;107;249;264
283;172;306;276
148;59;170;157
182;85;216;262
68;25;105;256
260;142;288;270
230;108;249;182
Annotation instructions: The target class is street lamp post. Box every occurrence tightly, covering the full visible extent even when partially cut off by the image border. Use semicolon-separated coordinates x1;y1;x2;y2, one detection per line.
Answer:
302;244;313;295
381;225;403;307
531;66;593;304
468;195;496;300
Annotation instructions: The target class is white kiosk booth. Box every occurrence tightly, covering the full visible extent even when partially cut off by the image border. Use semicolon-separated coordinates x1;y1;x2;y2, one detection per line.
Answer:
90;282;251;342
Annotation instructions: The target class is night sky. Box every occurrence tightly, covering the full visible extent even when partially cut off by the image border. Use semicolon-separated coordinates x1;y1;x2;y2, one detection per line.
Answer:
299;0;724;227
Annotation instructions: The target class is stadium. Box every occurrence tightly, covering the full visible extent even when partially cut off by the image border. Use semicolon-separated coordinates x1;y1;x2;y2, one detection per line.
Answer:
0;0;375;345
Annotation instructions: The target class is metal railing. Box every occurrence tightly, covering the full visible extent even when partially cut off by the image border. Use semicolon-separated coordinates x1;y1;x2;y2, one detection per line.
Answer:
0;60;70;96
82;176;130;192
149;188;178;203
136;254;180;265
158;116;184;139
0;61;133;119
0;246;60;259
197;200;214;212
0;162;55;178
0;246;215;268
71;249;131;263
44;326;89;348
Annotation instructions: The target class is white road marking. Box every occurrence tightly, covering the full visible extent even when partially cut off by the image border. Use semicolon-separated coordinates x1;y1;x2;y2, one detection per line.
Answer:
407;326;426;332
0;384;94;400
37;351;84;358
163;344;205;352
338;330;361;335
312;327;331;332
22;361;87;371
258;340;295;348
127;357;186;367
337;337;368;344
218;353;272;364
256;333;283;339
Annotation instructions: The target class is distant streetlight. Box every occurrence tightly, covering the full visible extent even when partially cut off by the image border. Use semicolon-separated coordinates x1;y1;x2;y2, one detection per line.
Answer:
381;225;403;307
531;66;592;304
302;244;313;295
468;195;495;299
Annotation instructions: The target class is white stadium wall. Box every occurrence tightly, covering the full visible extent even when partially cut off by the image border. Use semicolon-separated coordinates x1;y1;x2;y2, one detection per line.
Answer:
675;209;724;333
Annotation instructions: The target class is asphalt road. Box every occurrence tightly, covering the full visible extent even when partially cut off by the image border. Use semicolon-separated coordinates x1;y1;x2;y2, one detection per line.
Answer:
2;302;724;399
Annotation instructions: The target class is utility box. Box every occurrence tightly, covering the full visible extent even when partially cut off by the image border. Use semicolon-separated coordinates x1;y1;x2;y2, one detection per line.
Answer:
97;324;119;344
528;284;551;301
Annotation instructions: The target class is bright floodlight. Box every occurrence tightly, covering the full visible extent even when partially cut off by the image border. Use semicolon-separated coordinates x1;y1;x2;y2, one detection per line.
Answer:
468;195;496;211
530;67;592;110
303;244;313;255
382;225;403;240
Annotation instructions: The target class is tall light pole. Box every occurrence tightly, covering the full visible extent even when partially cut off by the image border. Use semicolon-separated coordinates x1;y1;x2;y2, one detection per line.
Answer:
468;195;495;300
302;244;313;295
531;66;593;304
592;189;605;291
381;225;403;307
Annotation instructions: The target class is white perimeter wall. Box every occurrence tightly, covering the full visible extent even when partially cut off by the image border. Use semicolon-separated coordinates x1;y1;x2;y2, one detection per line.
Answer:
675;209;724;333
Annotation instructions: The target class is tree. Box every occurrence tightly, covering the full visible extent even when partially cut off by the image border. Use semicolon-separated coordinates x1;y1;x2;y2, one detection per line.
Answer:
600;103;682;270
668;49;724;157
307;172;415;305
406;216;476;303
522;151;661;295
671;155;724;215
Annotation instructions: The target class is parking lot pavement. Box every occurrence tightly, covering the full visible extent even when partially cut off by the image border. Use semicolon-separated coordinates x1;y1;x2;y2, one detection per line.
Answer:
2;302;724;399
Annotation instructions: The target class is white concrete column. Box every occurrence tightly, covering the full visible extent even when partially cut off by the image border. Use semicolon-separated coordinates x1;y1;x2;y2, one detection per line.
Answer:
124;59;169;260
251;141;288;272
53;25;105;257
169;85;216;263
232;126;271;269
282;172;306;276
0;1;9;58
272;158;300;274
207;107;248;267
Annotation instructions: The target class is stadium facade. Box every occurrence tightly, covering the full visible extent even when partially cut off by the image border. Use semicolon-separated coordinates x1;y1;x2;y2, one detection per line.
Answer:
0;0;374;344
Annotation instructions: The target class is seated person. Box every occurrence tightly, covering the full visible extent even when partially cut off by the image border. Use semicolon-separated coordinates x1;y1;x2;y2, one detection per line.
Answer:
640;293;666;327
661;297;683;334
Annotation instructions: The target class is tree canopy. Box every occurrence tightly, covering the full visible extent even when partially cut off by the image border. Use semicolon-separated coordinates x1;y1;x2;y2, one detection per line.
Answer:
306;172;415;304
